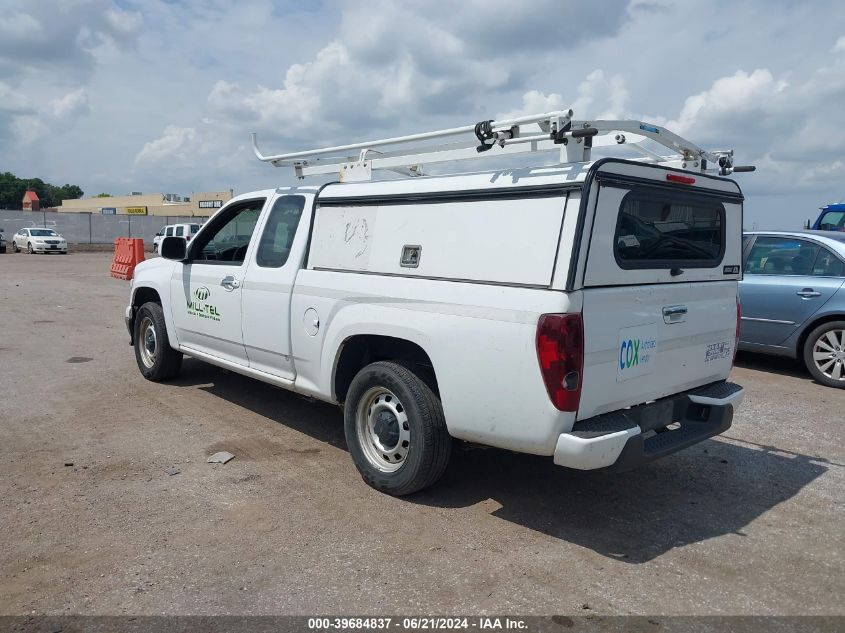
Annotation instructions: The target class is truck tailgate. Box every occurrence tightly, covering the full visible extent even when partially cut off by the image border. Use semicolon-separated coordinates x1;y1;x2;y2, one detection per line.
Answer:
574;160;743;420
578;282;737;419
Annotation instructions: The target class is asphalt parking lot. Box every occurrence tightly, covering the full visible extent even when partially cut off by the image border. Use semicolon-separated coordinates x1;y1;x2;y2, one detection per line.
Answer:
1;252;843;616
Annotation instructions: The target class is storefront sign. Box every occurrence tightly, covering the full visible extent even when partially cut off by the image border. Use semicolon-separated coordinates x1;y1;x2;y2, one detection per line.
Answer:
100;207;116;215
198;200;223;209
126;206;148;215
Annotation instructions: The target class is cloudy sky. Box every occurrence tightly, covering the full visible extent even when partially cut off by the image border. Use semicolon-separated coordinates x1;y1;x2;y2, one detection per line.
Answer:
1;0;844;228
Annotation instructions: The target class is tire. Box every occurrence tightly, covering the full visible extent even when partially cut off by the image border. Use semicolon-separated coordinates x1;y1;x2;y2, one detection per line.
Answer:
133;301;183;381
13;241;19;253
27;242;33;254
803;320;845;388
344;361;451;496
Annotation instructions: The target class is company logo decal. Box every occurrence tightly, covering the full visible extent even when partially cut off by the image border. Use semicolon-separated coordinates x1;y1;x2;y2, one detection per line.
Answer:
617;323;658;382
187;286;220;321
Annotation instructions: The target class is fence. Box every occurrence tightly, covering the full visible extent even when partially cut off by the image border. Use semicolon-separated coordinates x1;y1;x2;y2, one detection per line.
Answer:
0;209;204;246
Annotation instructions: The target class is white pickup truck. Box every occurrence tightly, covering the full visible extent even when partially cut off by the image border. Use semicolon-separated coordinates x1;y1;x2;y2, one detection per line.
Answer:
125;111;748;495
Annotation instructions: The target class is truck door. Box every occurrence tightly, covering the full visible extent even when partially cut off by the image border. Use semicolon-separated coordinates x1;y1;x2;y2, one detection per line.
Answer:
240;193;311;380
575;160;744;420
169;198;266;365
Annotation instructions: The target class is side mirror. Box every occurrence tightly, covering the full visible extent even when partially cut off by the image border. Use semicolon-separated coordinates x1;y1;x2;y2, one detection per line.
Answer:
160;236;187;261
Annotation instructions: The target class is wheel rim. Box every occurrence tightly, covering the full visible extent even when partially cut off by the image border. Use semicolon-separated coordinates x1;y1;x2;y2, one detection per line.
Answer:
27;243;32;253
138;316;157;368
812;328;845;381
355;386;410;472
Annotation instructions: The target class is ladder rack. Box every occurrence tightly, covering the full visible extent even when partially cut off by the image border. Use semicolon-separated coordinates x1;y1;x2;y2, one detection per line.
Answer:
251;110;753;182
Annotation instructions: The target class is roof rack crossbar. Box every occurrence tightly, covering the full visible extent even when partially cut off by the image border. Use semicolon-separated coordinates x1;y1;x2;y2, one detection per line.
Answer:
252;110;748;181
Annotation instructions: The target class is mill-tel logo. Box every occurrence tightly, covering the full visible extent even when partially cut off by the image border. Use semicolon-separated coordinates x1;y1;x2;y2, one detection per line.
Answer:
187;286;220;321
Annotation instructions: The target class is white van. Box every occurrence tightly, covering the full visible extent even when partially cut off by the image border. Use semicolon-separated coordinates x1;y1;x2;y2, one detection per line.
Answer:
125;110;751;495
153;223;201;253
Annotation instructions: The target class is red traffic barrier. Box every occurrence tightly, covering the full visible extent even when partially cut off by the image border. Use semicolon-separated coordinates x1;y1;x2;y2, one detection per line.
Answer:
110;238;145;281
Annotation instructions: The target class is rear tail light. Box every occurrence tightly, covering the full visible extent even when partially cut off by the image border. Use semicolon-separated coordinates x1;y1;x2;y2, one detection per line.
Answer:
536;313;584;412
733;295;741;366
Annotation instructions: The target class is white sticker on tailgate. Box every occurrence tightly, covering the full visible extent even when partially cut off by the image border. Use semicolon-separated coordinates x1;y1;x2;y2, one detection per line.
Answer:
705;340;732;363
617;323;659;382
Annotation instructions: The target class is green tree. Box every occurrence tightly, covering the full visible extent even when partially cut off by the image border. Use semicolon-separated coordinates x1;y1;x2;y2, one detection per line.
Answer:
94;193;112;198
0;172;84;209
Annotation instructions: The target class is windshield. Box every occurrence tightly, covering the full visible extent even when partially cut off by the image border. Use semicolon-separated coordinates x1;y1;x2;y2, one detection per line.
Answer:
817;211;845;231
30;229;58;237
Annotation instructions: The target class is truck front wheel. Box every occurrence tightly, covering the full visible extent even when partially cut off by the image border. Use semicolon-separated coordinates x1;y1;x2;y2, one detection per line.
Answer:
344;361;451;495
134;302;183;381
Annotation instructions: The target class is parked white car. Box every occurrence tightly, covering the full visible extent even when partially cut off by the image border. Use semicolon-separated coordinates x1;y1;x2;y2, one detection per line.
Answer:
125;111;748;495
153;223;201;253
11;227;67;254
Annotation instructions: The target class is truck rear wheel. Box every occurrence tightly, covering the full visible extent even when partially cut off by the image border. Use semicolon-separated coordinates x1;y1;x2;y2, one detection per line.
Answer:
344;361;451;495
134;301;182;381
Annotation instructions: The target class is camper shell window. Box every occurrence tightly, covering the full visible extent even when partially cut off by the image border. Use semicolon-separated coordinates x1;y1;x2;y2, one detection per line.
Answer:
614;188;726;270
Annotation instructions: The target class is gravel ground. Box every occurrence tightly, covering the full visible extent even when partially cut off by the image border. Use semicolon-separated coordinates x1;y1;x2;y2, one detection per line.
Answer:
0;252;842;616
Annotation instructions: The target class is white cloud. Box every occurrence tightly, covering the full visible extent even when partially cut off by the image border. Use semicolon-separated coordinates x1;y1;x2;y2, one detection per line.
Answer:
667;69;788;136
0;12;42;39
135;126;203;166
571;70;630;119
105;8;142;36
834;36;845;52
49;88;88;119
0;81;33;114
9;88;89;144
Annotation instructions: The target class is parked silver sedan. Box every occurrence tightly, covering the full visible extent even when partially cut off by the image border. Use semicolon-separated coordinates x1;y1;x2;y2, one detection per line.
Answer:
11;227;68;254
739;230;845;387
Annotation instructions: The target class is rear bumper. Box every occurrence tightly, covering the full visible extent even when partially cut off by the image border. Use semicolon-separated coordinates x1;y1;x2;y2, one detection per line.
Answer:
553;381;743;471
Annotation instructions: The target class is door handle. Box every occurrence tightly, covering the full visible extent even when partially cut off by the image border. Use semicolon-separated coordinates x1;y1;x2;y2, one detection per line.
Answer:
220;275;240;291
797;288;821;298
662;305;688;324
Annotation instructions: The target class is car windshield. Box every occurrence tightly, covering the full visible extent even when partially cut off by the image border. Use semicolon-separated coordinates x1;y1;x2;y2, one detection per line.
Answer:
30;229;58;236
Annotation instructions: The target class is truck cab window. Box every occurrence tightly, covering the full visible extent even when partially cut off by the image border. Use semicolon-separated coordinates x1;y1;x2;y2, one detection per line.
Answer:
191;200;264;264
256;195;306;268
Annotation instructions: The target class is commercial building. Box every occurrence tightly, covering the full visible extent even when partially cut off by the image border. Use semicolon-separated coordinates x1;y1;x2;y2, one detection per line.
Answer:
59;190;233;217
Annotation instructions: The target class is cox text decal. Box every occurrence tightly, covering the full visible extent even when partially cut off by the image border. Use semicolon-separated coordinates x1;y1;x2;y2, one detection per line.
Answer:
617;323;658;381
